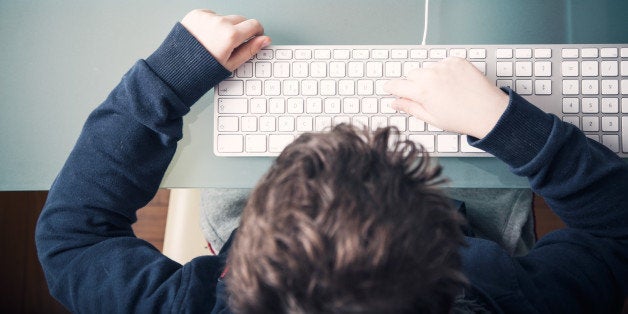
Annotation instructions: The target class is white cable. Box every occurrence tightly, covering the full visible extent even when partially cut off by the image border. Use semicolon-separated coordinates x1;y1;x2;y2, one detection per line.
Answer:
421;0;429;45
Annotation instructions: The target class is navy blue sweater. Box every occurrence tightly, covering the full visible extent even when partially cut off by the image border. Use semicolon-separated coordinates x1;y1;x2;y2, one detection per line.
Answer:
36;23;627;313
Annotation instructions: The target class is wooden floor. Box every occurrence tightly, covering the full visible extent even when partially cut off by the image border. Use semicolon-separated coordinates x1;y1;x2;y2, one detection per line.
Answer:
2;189;625;313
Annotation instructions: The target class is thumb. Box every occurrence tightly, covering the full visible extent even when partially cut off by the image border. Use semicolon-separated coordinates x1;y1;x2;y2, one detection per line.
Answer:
225;36;271;71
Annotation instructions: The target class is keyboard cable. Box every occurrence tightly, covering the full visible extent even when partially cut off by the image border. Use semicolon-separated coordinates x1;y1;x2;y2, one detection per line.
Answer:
421;0;429;45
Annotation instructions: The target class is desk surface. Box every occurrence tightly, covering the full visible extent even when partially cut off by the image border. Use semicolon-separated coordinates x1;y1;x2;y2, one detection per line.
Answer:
1;0;627;190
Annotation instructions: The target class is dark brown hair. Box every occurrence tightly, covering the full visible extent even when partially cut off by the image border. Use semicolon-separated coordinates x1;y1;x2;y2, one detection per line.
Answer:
227;124;468;313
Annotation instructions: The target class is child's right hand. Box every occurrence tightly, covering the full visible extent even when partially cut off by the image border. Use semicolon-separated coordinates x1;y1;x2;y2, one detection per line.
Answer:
384;57;509;139
180;9;271;72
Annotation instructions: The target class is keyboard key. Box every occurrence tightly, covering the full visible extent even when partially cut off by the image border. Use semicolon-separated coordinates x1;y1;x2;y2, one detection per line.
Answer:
562;48;579;58
236;62;253;78
329;62;346;77
581;61;598;77
217;98;247;114
562;98;579;113
496;62;513;77
255;62;272;77
293;62;309;77
324;98;341;113
264;80;281;96
371;49;389;59
256;49;273;60
217;80;244;96
469;48;486;59
352;49;369;59
275;49;292;59
582;116;599;132
348;62;364;77
391;49;408;59
515;61;532;77
562;61;579;76
515;48;532;59
495;48;512;59
562;116;580;127
217;135;243;153
600;48;617;58
241;116;257;132
408;117;425;131
535;80;552;95
409;135;435;152
245;135;266;153
534;61;552;77
582;98;599;113
294;49;312;59
601;80;619;95
269;135;294;153
385;62;402;77
310;62;327;77
623;117;628;152
314;49;331;59
250;98;266;113
333;49;350;59
602;135;619;153
516;80;533;95
581;80;599;95
278;116;295;132
246;80;262;96
217;117;238;132
273;62;290;78
601;98;619;113
562;80;579;95
269;98;285;114
366;62;383;77
601;116;619;132
601;61;618;76
343;97;360;113
389;116;407;131
449;48;467;58
429;49;446;59
437;134;459;152
534;48;552;58
296;116;313;132
380;97;396;113
287;98;304;114
410;49;428;59
581;48;598;58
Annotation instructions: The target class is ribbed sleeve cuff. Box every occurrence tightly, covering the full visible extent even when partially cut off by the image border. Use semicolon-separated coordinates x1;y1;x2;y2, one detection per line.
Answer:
469;88;555;168
145;22;231;106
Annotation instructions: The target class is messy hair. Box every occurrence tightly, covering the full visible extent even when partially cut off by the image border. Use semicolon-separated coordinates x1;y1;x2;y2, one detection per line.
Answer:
226;124;468;313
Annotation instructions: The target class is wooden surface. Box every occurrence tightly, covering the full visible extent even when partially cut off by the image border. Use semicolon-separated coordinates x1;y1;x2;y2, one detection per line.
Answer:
3;189;625;313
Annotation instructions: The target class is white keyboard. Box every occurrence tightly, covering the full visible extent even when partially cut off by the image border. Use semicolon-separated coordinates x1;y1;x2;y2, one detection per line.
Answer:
213;44;628;157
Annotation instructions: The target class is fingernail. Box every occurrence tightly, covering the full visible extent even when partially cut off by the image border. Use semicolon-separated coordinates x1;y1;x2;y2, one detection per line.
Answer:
261;38;271;48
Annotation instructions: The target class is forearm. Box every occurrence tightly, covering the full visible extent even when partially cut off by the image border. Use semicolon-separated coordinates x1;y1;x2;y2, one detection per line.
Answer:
471;88;628;238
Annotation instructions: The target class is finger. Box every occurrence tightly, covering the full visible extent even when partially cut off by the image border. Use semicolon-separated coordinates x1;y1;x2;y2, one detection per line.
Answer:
392;98;439;130
225;35;271;71
383;79;422;101
233;19;265;44
222;15;247;24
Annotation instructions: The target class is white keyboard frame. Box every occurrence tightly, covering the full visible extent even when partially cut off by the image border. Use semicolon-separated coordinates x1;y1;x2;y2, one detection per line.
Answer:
213;44;628;157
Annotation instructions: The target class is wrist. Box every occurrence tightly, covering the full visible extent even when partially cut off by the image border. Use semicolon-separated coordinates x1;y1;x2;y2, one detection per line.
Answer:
145;22;231;106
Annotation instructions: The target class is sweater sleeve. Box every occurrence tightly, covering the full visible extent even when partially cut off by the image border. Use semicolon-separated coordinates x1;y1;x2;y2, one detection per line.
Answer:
35;23;231;313
469;88;628;313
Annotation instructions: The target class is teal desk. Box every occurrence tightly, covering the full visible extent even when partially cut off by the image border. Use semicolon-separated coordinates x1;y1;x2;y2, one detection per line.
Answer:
1;0;627;190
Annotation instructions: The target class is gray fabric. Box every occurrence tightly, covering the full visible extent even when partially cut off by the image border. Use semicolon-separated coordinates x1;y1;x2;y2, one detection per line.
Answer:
443;188;535;256
200;188;534;255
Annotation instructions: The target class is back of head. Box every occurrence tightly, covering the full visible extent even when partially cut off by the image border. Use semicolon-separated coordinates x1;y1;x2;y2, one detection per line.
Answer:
226;125;467;313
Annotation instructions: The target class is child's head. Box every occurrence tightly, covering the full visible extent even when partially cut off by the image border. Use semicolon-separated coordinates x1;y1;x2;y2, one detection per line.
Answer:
227;124;467;313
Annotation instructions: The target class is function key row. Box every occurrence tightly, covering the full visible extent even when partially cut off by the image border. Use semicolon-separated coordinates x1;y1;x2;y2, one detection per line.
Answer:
562;47;628;59
254;48;489;60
